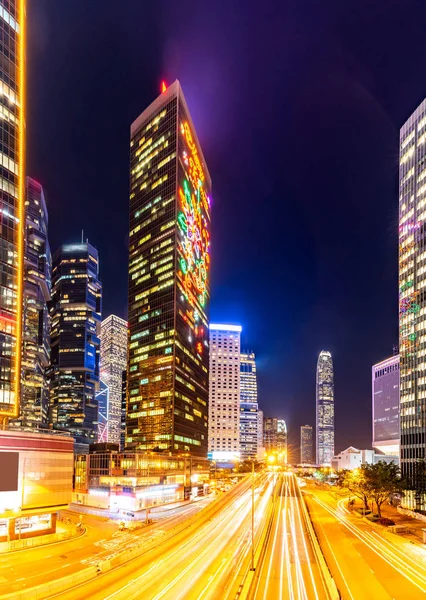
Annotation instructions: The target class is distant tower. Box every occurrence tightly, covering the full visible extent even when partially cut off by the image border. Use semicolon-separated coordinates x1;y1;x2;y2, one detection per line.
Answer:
100;315;127;444
209;324;241;457
316;351;334;465
264;418;287;462
49;242;102;445
300;425;313;464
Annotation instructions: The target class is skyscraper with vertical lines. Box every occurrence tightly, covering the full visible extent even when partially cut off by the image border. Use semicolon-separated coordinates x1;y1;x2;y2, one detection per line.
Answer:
316;350;334;465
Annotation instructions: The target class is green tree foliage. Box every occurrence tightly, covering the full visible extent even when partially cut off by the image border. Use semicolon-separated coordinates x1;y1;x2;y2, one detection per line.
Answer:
338;466;371;510
364;461;404;518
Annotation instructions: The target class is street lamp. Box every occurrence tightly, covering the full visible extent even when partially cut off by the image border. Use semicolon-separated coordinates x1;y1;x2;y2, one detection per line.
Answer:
251;459;255;571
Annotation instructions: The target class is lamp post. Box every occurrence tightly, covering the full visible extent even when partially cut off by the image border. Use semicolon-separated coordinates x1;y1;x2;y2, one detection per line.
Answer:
251;459;255;571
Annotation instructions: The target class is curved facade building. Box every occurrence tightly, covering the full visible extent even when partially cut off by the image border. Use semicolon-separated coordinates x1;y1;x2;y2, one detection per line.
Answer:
316;350;334;465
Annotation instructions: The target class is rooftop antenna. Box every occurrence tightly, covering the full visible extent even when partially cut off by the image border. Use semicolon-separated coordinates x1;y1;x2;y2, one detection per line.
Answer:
81;230;84;243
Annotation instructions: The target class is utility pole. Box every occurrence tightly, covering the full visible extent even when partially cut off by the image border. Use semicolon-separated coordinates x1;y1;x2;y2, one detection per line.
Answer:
251;459;255;571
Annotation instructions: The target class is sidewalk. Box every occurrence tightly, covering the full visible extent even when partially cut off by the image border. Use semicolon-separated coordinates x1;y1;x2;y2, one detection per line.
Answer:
0;519;84;553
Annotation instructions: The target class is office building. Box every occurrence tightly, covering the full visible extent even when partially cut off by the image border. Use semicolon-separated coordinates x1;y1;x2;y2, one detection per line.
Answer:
0;1;26;424
257;409;264;451
12;178;51;429
0;429;73;542
121;370;127;451
372;355;400;457
49;242;102;444
96;380;109;443
127;80;211;456
300;424;313;464
264;418;287;461
316;350;334;465
239;352;258;460
209;324;241;457
100;314;128;444
399;99;426;510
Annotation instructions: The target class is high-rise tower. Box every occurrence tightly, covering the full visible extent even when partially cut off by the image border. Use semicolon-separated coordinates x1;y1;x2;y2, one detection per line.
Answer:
208;325;241;457
300;425;313;464
372;355;400;457
17;178;51;429
49;242;102;444
240;351;258;460
0;0;26;424
100;314;127;444
399;100;426;508
316;350;334;465
127;81;211;456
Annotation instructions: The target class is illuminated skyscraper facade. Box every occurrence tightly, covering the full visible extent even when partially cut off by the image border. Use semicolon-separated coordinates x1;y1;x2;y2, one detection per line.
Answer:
96;380;109;443
240;352;258;460
127;81;211;456
316;350;334;465
300;425;313;464
399;100;426;507
15;178;51;429
49;242;102;444
0;0;26;424
257;409;264;451
372;355;400;457
209;325;241;456
100;314;127;444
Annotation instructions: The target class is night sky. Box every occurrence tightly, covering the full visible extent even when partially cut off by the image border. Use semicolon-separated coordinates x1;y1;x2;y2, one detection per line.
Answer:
27;1;426;459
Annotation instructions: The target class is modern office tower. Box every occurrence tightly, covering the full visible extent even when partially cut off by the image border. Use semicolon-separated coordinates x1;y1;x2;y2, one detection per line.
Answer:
300;425;313;464
399;100;426;507
121;370;127;451
0;1;26;425
127;80;211;456
100;315;128;444
12;178;51;429
257;409;264;451
316;350;334;465
209;324;241;456
96;380;109;443
372;355;400;457
49;242;102;444
239;351;258;460
264;417;287;461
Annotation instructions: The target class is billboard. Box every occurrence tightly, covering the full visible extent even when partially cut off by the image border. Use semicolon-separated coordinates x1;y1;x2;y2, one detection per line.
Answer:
0;452;19;492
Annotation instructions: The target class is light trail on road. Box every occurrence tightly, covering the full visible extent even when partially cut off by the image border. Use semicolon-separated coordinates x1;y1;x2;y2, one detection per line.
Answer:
311;493;426;596
250;473;330;600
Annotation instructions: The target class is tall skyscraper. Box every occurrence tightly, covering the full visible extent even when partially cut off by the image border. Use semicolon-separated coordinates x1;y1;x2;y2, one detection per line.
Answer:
240;351;258;460
263;418;287;461
399;100;426;505
121;370;127;451
209;324;241;456
17;178;51;428
300;425;313;464
127;80;211;456
316;350;334;465
372;355;400;457
49;242;102;444
0;1;26;425
100;314;127;444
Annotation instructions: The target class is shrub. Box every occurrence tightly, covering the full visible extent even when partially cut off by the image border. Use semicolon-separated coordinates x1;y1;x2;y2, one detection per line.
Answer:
377;517;395;526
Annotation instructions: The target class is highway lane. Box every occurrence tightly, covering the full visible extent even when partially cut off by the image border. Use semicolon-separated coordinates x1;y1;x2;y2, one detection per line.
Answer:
305;486;426;599
49;473;272;600
249;473;330;600
0;495;214;597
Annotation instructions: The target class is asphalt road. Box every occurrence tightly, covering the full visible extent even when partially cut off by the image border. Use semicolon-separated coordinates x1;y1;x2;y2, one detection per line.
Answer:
305;485;426;600
249;473;330;600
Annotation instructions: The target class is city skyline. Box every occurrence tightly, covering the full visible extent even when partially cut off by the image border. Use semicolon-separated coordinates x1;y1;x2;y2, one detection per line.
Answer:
27;1;419;452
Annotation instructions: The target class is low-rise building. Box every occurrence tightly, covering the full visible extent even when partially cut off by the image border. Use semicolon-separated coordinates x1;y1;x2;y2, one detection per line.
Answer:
331;446;397;471
74;447;210;515
0;430;73;542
